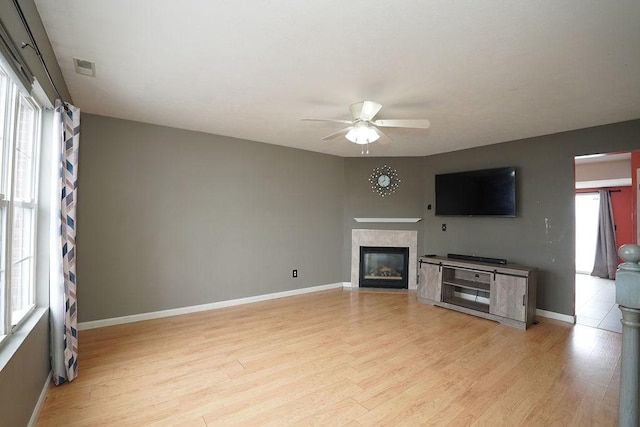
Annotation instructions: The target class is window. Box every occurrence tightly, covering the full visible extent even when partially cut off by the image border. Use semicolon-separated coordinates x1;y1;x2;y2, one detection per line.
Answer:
575;193;600;274
0;63;41;342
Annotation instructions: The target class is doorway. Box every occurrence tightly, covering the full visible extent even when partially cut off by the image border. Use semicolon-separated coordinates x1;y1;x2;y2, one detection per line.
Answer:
574;191;620;332
573;152;634;333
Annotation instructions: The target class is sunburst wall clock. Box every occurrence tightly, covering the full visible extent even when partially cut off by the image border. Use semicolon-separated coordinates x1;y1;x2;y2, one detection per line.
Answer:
369;164;400;197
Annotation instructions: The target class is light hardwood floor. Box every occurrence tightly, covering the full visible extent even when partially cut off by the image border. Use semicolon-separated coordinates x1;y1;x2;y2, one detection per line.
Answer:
37;289;621;426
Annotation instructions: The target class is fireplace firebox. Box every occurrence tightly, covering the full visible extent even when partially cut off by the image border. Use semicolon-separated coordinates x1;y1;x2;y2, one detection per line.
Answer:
359;246;410;289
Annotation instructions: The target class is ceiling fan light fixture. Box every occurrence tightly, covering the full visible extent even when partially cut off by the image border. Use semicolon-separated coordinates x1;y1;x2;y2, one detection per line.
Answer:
302;100;430;149
345;123;380;145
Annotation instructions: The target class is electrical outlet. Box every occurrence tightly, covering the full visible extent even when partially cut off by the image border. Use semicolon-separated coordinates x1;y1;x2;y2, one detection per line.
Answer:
442;224;447;231
292;269;298;278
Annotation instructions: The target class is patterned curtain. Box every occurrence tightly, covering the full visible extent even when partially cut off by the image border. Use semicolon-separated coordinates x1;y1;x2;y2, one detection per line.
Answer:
591;189;618;280
50;100;80;385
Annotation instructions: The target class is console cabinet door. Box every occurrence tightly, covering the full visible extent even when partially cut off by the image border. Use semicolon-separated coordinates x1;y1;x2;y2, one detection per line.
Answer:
490;274;527;322
418;262;442;303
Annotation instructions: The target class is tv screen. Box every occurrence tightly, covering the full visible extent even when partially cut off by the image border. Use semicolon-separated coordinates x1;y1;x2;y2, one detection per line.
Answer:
435;167;516;217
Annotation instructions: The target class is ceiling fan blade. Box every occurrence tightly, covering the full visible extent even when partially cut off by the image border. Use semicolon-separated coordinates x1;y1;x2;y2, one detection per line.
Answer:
322;127;352;140
374;127;393;145
373;119;431;129
350;101;382;121
301;118;353;125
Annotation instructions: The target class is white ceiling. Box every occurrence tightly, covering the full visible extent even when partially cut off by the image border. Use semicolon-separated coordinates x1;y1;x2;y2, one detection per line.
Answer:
34;1;640;157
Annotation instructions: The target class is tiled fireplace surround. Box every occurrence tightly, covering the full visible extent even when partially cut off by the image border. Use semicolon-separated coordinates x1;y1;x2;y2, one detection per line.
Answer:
351;229;418;290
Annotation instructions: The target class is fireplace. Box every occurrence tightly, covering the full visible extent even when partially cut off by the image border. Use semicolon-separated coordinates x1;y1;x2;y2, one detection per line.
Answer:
351;229;417;290
359;246;410;289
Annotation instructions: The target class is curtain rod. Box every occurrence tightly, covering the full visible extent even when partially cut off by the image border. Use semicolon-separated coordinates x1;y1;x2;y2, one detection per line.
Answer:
12;0;69;107
576;189;622;193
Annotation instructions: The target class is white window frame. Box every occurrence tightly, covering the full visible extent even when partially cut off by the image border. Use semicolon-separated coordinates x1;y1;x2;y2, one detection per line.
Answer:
0;63;41;345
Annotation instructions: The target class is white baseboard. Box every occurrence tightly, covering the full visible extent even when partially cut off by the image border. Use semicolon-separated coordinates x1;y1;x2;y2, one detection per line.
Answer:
28;370;51;427
78;282;577;330
536;308;576;324
78;283;344;331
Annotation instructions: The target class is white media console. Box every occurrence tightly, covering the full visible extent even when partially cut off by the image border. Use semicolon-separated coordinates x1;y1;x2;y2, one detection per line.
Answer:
417;256;537;330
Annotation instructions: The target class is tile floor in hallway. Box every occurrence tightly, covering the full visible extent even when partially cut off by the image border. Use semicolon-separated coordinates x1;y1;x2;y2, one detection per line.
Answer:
575;273;621;333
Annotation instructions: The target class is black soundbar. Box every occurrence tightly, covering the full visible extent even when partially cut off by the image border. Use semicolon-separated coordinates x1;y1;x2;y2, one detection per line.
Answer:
447;253;507;265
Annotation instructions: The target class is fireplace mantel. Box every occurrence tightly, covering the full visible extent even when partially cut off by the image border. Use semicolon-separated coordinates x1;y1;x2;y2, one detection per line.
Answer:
354;218;422;223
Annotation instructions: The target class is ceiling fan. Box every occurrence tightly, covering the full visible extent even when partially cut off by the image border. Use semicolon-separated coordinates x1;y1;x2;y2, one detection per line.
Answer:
302;100;430;149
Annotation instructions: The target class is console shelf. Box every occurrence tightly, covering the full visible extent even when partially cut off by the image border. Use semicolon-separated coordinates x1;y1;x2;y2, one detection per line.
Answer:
417;256;537;330
441;296;491;313
441;278;490;293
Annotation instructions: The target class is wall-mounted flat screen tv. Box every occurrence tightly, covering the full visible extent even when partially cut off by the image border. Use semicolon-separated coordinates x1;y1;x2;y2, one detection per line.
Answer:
435;167;516;217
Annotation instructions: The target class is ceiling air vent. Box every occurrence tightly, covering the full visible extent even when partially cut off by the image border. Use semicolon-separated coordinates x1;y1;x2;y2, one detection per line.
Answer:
73;57;96;77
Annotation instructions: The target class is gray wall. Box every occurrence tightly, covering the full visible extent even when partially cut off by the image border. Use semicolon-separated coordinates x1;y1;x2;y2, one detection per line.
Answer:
80;117;640;322
419;120;640;315
0;312;49;427
77;114;345;322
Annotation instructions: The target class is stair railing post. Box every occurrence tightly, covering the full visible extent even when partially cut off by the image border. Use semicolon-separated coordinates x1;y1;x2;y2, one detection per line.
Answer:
616;244;640;427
